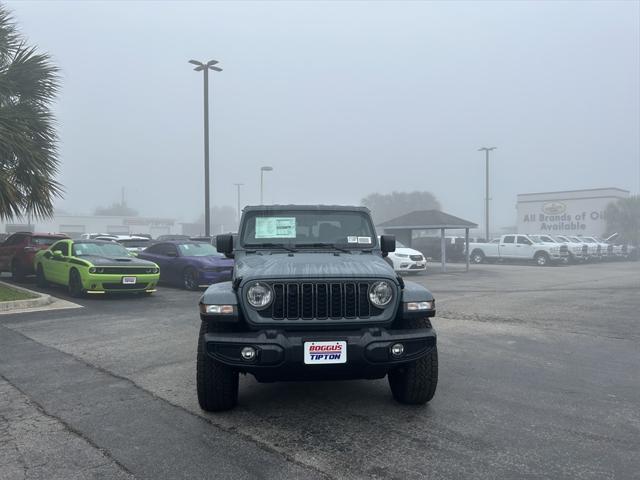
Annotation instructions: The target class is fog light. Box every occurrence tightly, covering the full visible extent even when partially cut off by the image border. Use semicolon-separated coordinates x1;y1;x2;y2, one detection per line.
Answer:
391;343;404;357
241;346;256;361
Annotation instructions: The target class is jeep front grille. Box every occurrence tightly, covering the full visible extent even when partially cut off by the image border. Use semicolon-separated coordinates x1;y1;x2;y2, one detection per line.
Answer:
259;281;382;320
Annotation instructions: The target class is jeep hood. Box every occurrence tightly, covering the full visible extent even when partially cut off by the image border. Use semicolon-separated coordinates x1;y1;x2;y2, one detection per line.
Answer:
235;252;396;281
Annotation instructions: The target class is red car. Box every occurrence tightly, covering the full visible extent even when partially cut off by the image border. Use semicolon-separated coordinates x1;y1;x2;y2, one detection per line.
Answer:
0;232;69;281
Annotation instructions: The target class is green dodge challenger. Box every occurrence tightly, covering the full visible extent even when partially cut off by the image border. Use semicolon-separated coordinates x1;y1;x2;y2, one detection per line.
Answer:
34;239;160;297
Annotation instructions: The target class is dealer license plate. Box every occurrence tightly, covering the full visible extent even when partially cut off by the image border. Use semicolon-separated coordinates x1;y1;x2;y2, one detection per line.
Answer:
304;341;347;365
122;276;137;285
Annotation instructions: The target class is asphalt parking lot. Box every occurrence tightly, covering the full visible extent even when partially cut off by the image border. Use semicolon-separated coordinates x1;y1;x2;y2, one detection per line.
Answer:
1;261;639;480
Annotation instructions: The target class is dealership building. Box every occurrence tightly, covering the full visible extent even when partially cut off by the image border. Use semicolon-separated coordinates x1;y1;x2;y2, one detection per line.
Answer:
0;214;182;238
516;187;630;237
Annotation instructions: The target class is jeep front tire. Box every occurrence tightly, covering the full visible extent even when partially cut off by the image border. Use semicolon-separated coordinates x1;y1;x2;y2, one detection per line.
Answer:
197;321;239;412
388;318;438;405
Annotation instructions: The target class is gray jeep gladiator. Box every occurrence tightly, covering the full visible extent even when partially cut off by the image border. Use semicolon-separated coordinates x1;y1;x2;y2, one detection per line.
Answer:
197;205;438;411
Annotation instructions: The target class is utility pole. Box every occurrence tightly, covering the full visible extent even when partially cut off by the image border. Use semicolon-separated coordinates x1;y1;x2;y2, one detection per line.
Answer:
478;147;496;241
189;59;223;237
233;183;243;225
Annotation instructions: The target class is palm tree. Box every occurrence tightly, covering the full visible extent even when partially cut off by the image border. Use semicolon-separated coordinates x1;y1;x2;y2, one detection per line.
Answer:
606;195;640;246
0;5;62;221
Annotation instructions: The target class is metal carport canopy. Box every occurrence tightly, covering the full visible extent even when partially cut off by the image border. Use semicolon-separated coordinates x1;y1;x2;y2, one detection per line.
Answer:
377;210;478;273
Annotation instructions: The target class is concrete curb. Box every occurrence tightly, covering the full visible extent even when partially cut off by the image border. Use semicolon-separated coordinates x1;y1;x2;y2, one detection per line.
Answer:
0;280;53;313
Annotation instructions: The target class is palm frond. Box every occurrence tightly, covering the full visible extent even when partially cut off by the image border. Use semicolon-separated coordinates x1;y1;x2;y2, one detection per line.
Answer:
0;4;62;221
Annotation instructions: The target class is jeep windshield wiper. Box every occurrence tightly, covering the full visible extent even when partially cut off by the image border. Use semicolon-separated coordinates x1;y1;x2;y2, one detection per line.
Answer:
296;243;351;253
244;243;297;252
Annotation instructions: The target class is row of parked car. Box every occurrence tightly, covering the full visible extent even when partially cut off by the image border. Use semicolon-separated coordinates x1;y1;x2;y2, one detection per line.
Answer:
0;229;431;298
467;233;637;266
0;231;233;296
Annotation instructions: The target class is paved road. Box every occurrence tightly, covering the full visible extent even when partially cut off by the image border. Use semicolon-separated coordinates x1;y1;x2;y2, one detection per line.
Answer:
1;261;639;479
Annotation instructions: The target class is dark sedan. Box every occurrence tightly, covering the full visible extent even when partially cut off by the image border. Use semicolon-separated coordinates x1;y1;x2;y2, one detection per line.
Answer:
138;241;233;290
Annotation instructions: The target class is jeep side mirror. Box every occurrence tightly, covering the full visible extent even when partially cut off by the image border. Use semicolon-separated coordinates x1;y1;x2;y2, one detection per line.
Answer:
52;250;63;258
380;235;396;255
216;234;234;258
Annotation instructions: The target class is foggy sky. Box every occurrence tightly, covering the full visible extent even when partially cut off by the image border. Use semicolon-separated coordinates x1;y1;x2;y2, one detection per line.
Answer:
6;0;640;230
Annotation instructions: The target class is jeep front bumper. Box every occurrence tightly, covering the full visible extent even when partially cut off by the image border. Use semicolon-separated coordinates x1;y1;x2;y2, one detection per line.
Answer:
204;326;436;382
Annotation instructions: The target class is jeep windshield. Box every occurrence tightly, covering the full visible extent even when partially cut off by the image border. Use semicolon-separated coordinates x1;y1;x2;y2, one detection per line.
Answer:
241;210;376;250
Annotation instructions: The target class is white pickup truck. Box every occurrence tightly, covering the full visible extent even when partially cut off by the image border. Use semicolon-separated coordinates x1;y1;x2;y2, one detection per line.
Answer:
469;234;569;266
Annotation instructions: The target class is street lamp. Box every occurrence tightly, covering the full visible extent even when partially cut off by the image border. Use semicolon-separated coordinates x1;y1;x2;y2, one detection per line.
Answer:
233;183;243;225
260;166;273;204
478;147;497;241
189;59;223;237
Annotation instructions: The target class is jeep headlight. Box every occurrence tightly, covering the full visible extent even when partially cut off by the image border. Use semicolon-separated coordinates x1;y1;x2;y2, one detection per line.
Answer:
246;282;273;309
89;267;96;274
369;281;393;307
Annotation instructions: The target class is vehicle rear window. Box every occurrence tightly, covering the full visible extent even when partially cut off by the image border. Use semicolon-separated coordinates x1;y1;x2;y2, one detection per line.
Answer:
31;236;63;246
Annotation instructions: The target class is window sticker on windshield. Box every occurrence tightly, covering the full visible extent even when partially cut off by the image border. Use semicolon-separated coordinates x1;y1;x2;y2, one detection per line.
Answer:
255;217;297;238
358;236;372;244
347;236;358;243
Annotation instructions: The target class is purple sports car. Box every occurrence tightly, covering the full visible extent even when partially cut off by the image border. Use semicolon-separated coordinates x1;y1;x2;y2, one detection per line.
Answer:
138;241;233;290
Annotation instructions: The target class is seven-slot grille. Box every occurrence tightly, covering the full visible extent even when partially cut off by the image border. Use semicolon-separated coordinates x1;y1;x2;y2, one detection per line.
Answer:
559;245;569;255
259;281;380;320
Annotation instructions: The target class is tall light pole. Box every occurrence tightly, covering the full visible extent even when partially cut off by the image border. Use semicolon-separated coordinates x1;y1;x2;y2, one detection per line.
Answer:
260;166;273;204
233;183;243;225
478;147;496;241
189;59;222;237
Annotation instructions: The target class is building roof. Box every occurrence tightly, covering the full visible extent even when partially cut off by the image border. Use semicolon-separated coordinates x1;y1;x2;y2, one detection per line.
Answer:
517;187;629;200
378;210;477;229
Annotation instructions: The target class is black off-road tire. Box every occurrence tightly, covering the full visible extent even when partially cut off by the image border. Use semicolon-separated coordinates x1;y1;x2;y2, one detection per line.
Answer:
11;260;26;282
388;317;438;405
68;269;85;298
197;321;239;412
36;264;48;288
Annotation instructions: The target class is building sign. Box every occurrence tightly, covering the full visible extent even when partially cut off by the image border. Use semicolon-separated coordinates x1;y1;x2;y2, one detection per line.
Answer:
522;204;606;232
516;188;629;237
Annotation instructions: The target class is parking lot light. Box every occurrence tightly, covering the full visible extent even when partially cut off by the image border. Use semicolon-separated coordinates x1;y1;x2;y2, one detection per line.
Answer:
478;147;497;241
189;58;223;237
260;166;274;204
